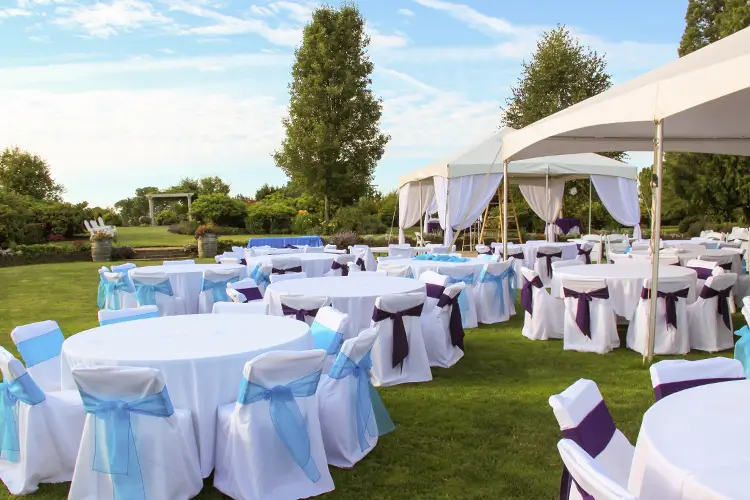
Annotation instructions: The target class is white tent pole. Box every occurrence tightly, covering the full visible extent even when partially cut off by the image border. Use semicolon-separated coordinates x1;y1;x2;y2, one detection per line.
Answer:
646;119;664;363
503;161;509;260
419;180;423;247
444;180;452;247
545;167;550;242
588;178;592;234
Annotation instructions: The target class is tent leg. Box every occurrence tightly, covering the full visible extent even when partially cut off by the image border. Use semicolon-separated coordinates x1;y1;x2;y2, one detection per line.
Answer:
503;161;509;260
479;204;489;245
646;120;664;364
588;179;592;234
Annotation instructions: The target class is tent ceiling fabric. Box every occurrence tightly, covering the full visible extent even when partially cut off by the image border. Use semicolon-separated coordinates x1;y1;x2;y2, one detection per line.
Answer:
501;26;750;161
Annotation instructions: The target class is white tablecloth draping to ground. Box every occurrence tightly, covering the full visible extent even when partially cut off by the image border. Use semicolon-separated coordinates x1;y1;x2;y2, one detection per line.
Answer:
630;248;743;274
245;253;335;278
629;380;750;500
129;264;246;314
550;263;697;320
382;257;488;281
60;314;312;477
265;275;425;338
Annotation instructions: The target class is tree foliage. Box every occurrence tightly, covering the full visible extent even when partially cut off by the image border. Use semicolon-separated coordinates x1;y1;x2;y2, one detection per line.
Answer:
0;146;65;201
189;193;247;226
273;3;389;220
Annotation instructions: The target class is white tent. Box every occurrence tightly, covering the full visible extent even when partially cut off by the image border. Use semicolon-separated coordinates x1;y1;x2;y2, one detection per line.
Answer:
500;26;750;361
397;128;639;246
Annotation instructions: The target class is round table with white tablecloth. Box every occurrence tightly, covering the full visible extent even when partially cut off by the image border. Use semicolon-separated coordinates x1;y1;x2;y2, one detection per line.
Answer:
381;257;488;281
60;314;312;477
265;275;425;338
129;263;246;314
630;248;743;274
550;263;697;320
245;253;335;278
628;380;750;500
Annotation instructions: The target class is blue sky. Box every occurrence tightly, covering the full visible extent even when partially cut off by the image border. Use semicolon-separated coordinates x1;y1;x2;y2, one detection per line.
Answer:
0;0;689;206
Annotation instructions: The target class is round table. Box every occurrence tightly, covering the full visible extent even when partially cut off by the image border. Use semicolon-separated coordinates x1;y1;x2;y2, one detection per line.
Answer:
245;253;335;278
630;248;743;274
550;263;697;320
130;263;246;314
265;275;425;338
60;314;312;477
383;257;488;281
628;380;750;500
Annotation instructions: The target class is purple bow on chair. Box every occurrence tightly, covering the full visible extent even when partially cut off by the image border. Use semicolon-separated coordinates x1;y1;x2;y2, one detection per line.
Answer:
521;275;544;316
718;261;733;270
236;287;262;302
272;266;303;275
699;284;734;330
576;244;592;264
355;257;366;271
508;251;524;261
641;287;690;329
687;266;714;280
563;287;610;338
424;283;445;299
281;304;320;322
372;303;424;370
437;292;465;351
537;250;562;278
284;244;299;249
330;261;349;276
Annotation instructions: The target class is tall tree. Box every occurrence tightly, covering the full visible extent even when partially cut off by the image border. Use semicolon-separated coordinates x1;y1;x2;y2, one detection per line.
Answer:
273;3;389;220
0;146;65;201
664;0;750;222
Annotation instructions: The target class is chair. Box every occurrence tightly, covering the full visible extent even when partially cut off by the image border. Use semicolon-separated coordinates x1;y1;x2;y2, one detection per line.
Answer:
475;261;516;324
557;440;639;500
552;260;584;273
98;305;160;326
687;273;738;352
475;244;492;256
271;257;303;275
626;276;692;355
418;271;452;361
388;244;415;258
270;272;308;283
310;306;348;360
352;247;376;271
423;282;465;368
10;320;65;392
68;366;202;500
163;260;196;266
549;379;635;498
685;258;721;295
649;358;744;401
131;270;186;316
249;263;273;294
198;267;243;314
318;328;395;468
212;301;268;315
534;245;563;285
110;263;138;308
436;264;479;329
704;231;725;241
370;292;431;387
520;268;562;341
228;278;263;302
582;235;603;264
0;347;85;495
429;245;449;254
279;294;331;325
324;244;345;254
561;276;617;354
699;252;737;272
377;262;414;278
97;271;135;310
214;350;334;500
328;254;356;276
576;242;595;264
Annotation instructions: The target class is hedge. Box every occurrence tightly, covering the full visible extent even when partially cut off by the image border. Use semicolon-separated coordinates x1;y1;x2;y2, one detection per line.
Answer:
0;244;135;267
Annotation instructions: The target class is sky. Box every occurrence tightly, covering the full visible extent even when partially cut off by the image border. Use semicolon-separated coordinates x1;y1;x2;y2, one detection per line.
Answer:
0;0;690;207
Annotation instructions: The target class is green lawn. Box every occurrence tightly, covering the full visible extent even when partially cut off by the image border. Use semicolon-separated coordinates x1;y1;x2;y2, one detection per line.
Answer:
0;261;740;499
114;226;275;248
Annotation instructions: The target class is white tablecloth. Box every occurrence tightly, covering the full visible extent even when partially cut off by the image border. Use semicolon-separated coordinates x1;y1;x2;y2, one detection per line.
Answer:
245;253;335;278
550;263;697;320
265;275;425;338
60;314;312;477
630;248;743;274
629;380;750;500
383;257;488;281
129;264;246;314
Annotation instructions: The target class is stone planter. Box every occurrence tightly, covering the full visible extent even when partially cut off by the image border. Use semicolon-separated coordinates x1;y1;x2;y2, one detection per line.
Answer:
91;239;113;262
198;234;218;258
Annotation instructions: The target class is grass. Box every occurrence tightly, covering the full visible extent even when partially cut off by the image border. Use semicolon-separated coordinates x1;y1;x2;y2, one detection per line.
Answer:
0;261;740;499
114;226;276;248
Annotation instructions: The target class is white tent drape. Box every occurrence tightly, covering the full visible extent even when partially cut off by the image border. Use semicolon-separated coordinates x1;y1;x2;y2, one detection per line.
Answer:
591;175;642;239
519;179;564;241
434;174;503;246
398;182;435;243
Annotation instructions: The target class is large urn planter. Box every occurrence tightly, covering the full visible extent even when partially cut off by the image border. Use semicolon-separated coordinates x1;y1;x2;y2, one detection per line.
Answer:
198;233;218;258
91;239;113;262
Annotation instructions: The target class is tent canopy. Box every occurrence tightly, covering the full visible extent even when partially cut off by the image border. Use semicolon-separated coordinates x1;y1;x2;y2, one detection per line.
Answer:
502;26;750;161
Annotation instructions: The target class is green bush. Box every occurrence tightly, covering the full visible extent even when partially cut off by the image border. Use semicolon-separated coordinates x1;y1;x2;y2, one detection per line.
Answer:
0;243;91;267
686;220;712;237
327;231;358;248
189;194;247;227
292;212;321;235
168;220;198;235
245;202;297;234
332;206;386;234
678;215;701;233
155;209;179;226
138;216;151;226
0;190;89;246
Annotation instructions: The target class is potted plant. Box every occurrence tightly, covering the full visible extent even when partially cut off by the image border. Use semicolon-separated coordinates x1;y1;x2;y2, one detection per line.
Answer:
90;229;114;262
196;223;218;258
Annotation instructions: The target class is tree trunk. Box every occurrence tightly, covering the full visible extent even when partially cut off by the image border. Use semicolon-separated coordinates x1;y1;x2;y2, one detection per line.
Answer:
324;196;329;222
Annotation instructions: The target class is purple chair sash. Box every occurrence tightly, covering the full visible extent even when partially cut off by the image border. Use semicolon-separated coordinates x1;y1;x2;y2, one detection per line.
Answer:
653;376;745;401
576;244;592;264
272;266;303;275
477;249;492;255
239;259;247;266
284;244;299;249
521;275;544;316
641;287;690;329
425;283;446;300
687;266;713;280
537;251;562;278
281;304;320;322
508;251;525;261
330;260;349;276
699;284;734;330
717;261;733;270
236;287;263;302
437;292;465;351
563;287;610;338
372;303;424;370
355;257;366;271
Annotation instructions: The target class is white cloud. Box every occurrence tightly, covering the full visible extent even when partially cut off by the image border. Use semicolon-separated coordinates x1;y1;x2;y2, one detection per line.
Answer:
157;48;175;54
397;8;415;17
368;27;409;49
54;0;173;38
28;34;49;42
0;8;32;18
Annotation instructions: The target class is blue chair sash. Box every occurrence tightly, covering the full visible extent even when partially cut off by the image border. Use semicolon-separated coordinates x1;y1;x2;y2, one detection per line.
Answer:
97;280;134;311
201;276;240;302
111;265;136;292
734;325;750;378
310;322;344;355
250;264;271;289
447;274;474;326
80;387;174;500
238;370;323;482
16;328;64;367
328;351;395;452
0;373;46;462
99;311;161;326
133;279;174;307
477;266;517;314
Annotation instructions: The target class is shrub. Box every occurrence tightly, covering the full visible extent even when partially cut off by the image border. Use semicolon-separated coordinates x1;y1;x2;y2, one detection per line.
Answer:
678;215;701;233
0;243;91;267
195;223;218;239
217;239;248;253
292;212;321;235
687;220;709;237
138;216;151;226
245;202;297;234
190;194;247;227
111;246;135;259
155;209;179;226
182;242;198;257
168;220;198;235
327;231;358;248
333;206;386;234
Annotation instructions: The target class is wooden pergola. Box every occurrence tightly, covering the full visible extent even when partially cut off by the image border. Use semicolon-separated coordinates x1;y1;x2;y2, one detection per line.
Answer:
145;193;194;226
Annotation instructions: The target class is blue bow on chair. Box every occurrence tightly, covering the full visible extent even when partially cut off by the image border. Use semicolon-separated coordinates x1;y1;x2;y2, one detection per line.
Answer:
201;276;240;302
477;266;517;313
250;264;271;290
97;280;133;310
0;373;46;462
80;387;174;500
310;322;344;355
328;351;395;452
447;273;474;326
238;370;323;482
133;280;173;307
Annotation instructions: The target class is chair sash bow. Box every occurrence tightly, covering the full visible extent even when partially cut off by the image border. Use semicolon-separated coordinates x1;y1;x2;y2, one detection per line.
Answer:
508;251;525;261
133;279;173;307
273;266;303;275
250;264;271;289
537;250;562;278
478;266;517;314
98;280;133;310
563;287;610;338
238;370;323;482
281;304;320;323
0;373;45;462
355;257;366;271
446;274;474;326
309;321;343;355
424;283;445;300
641;287;690;329
699;284;734;330
235;287;263;302
330;261;349;276
372;304;424;370
521;275;544;316
687;266;714;280
576;244;592;264
437;292;465;351
201;276;240;302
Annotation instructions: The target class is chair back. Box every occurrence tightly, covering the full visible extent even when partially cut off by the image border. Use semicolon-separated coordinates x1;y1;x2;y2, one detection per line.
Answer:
98;306;160;326
212;301;267;315
351;247;376;271
650;358;744;401
388;245;415;258
419;270;449;312
303;246;325;254
270;272;307;283
228;278;263;302
310;306;348;354
429;245;449;254
131;271;173;291
704;231;725;241
231;246;245;258
279;294;331;324
377;263;414;278
270;257;302;273
11;320;64;392
240;349;326;397
163;260;195;266
72;365;168;402
557;440;638;500
699;253;736;269
337;328;379;367
203;267;242;298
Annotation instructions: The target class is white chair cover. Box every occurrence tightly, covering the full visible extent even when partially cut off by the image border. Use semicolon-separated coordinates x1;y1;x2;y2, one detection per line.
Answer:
10;320;64;392
99;272;133;310
549;379;635;498
686;273;737;352
534;245;564;286
575;242;596;265
703;231;725;241
418;271;449;340
130;270;186;316
198;267;243;314
98;305;160;326
436;263;479;329
228;277;263;302
626;276;692;355
352;248;377;272
424;283;465;368
649;358;745;401
328;254;356;276
249;263;273;295
377;263;414;278
685;258;721;296
270;272;308;283
388;245;415;258
214;350;334;500
520;268;562;341
629;241;649;252
279;294;331;326
582;235;603;264
68;366;202;500
220;257;240;265
557;440;639;500
270;257;303;274
163;260;195;266
212;301;268;315
475;261;516;324
303;246;325;254
310;306;349;370
110;263;138;308
0;347;85;495
561;276;618;354
370;293;431;387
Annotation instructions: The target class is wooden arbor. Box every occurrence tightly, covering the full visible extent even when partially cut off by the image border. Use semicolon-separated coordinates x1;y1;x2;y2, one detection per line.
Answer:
145;193;194;226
